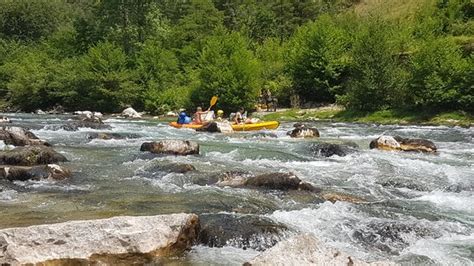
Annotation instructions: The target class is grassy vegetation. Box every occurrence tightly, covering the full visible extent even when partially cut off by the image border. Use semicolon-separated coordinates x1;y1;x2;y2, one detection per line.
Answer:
261;108;473;127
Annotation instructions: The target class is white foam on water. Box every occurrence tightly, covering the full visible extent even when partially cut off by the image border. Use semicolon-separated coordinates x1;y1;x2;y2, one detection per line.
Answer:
412;190;474;213
12;180;92;192
86;138;146;147
0;189;18;202
185;245;259;265
269;203;374;260
400;233;474;265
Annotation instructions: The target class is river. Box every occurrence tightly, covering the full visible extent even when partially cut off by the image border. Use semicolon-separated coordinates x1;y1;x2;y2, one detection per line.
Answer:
1;113;473;265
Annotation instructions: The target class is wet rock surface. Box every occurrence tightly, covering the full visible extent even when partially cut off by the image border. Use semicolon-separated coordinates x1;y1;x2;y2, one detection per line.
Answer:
309;142;356;157
0;146;67;166
352;221;441;255
137;162;196;178
0;116;11;124
320;192;366;203
245;173;320;192
62;120;112;131
210;171;320;192
370;136;437;153
0;164;71;181
0;213;199;265
122;107;142;118
140;140;199;156
198;213;289;251
0;126;50;146
287;123;320;138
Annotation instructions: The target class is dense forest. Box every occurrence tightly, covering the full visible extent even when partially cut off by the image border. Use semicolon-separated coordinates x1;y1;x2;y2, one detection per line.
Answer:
0;0;472;115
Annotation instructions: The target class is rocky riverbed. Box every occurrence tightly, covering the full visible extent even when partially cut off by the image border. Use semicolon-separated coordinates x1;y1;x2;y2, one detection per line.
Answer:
0;113;472;265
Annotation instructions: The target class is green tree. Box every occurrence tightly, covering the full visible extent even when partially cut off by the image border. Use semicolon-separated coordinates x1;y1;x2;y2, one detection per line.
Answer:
0;47;75;111
409;37;471;111
172;0;224;66
191;32;261;113
256;38;292;106
136;40;185;113
341;17;406;111
76;42;139;112
287;15;349;104
0;0;71;42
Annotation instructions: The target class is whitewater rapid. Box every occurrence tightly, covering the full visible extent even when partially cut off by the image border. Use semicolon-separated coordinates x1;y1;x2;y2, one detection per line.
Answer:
0;113;472;265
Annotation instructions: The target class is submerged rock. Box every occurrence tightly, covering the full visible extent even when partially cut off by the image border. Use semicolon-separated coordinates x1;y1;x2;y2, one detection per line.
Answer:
140;140;199;156
245;173;320;192
138;162;196;178
370;136;437;153
287;123;320;138
352;221;441;255
0;116;11;124
122;107;142;118
248;132;278;139
199;213;289;251
309;143;356;157
87;132;141;140
0;164;71;181
0;126;50;146
245;234;397;266
0;146;67;166
320;192;366;204
0;213;199;265
213;172;320;192
62;119;111;131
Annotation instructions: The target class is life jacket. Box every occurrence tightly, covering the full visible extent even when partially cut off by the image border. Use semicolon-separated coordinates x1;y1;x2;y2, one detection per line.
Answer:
178;112;190;124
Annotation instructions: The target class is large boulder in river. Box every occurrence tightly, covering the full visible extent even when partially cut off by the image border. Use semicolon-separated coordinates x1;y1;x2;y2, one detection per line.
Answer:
0;146;67;166
0;213;199;265
245;234;397;266
122;107;142;118
287;123;320;138
140;140;199;156
199;213;289;251
370;136;437;153
0;116;11;124
0;164;71;181
0;126;50;146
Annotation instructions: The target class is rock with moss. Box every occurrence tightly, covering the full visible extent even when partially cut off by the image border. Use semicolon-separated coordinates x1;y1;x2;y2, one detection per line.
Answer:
0;164;71;181
199;213;289;251
370;136;437;153
213;172;320;192
0;146;67;166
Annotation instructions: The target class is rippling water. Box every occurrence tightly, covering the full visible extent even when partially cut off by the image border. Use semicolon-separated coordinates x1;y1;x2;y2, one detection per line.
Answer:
1;113;473;265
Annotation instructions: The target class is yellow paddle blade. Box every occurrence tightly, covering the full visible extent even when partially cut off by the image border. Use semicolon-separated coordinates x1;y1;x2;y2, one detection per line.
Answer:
210;96;218;107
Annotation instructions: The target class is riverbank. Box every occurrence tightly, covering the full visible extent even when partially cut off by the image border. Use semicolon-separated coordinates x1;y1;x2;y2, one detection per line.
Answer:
259;107;473;127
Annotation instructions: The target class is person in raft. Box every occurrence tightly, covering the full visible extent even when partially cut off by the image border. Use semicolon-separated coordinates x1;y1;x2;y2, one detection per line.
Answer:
177;110;191;124
216;110;225;121
193;106;212;124
234;107;250;124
